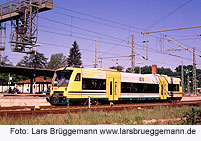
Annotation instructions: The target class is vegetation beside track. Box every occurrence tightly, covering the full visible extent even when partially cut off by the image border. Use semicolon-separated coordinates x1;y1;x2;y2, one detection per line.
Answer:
0;106;201;125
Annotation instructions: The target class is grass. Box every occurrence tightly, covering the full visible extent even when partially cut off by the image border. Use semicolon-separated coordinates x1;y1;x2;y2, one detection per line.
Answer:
0;106;201;125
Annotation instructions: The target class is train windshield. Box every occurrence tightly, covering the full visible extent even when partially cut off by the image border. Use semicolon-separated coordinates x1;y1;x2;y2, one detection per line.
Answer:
53;70;73;87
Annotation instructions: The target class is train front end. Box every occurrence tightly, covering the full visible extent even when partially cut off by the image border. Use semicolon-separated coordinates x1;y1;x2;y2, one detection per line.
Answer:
47;68;73;105
47;67;82;105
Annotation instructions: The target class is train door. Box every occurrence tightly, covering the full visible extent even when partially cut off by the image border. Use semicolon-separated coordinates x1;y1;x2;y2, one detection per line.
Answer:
106;71;120;101
67;69;82;98
159;76;168;99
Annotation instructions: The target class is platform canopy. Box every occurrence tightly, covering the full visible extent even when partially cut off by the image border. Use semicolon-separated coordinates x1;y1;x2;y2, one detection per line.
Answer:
0;65;55;77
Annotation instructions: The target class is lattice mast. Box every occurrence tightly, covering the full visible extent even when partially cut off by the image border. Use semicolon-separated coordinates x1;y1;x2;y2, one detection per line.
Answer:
131;33;135;73
193;47;197;95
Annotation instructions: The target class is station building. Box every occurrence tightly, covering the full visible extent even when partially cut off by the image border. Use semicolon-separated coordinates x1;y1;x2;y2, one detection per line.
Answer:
15;77;52;94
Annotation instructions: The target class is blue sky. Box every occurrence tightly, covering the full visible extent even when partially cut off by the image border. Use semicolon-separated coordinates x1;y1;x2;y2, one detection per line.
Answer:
1;0;201;71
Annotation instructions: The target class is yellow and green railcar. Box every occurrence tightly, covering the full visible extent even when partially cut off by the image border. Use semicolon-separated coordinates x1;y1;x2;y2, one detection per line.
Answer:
47;67;182;105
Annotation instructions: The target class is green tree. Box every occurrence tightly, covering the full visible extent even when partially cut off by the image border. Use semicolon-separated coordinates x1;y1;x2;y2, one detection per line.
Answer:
157;67;174;76
0;54;12;66
0;55;24;85
0;55;12;86
0;73;25;87
174;65;201;92
196;69;201;88
17;52;48;68
141;66;152;74
67;41;82;67
126;66;174;75
0;73;9;86
126;67;140;73
110;65;124;72
47;53;67;69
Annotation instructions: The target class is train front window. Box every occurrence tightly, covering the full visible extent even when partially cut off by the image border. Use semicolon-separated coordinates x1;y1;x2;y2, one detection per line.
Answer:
53;70;73;87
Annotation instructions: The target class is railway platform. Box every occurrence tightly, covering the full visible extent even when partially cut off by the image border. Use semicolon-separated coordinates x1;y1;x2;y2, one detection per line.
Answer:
181;94;201;101
0;93;201;107
0;93;50;107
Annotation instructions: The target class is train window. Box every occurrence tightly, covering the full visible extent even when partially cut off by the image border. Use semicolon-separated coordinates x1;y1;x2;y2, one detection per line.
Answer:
75;73;81;81
53;70;73;87
161;85;164;95
168;84;179;91
82;78;106;90
121;82;159;93
83;80;86;89
110;81;113;95
115;82;117;95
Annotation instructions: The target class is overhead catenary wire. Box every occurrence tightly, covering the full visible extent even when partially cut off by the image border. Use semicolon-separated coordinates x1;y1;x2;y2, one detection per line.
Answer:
50;11;135;33
166;34;201;37
99;35;131;58
39;32;191;62
4;40;192;68
39;24;123;42
39;16;128;42
145;0;193;30
37;19;157;52
38;17;197;59
37;41;123;57
49;8;176;43
2;35;125;61
3;23;192;67
164;34;201;52
54;5;144;31
51;5;200;56
38;17;183;57
5;32;192;67
162;33;201;54
4;28;174;59
2;3;196;68
171;37;201;41
52;6;182;48
39;28;190;59
165;35;201;57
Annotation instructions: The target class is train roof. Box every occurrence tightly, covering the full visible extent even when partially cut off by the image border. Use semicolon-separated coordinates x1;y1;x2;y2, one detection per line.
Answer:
120;72;160;84
56;67;180;84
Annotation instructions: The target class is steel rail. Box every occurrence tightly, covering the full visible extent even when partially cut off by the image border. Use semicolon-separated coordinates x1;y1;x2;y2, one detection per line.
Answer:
0;100;201;117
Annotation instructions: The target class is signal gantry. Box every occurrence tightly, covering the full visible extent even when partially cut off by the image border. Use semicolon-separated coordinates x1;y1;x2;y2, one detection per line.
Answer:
0;0;53;54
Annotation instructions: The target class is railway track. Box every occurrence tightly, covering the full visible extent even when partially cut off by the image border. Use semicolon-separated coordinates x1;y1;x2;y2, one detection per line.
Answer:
0;100;201;117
